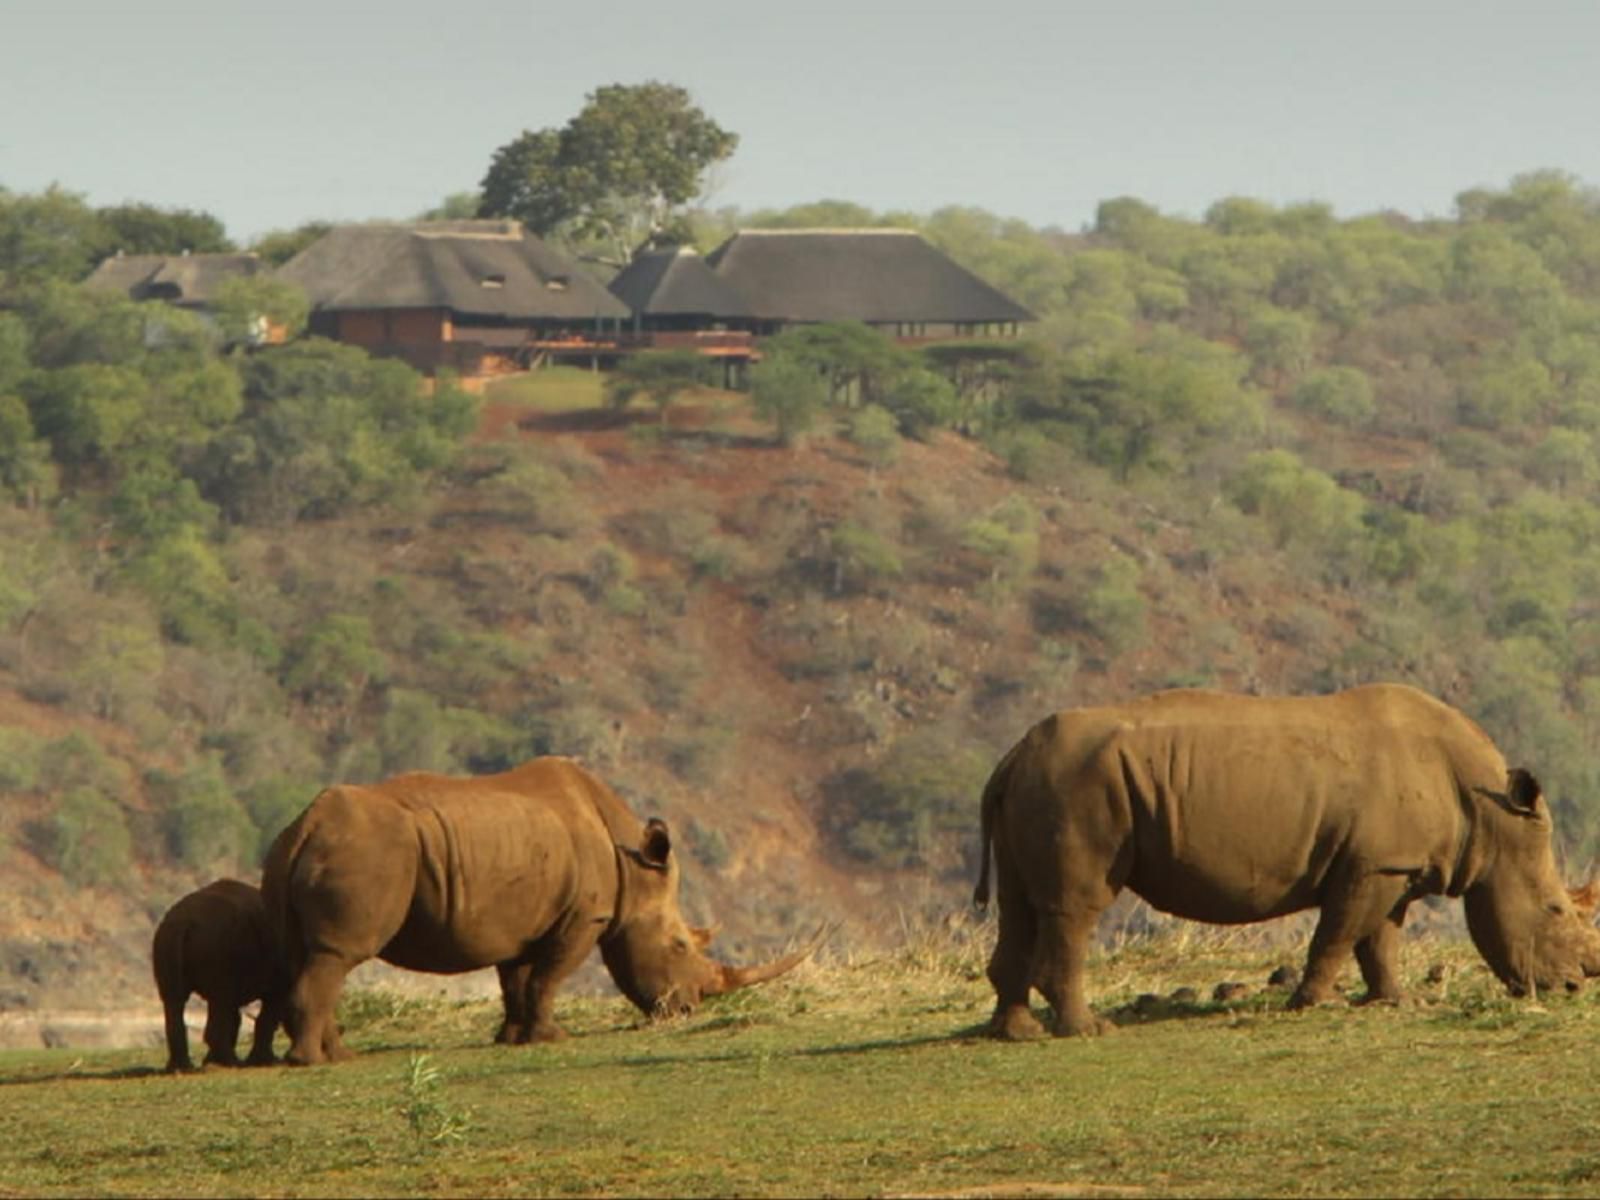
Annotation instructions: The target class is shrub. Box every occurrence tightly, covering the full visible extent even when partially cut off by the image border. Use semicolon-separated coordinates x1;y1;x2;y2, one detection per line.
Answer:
751;351;828;446
657;723;734;788
38;730;128;796
151;756;257;870
830;728;993;871
44;787;133;887
846;404;900;468
826;522;904;593
242;775;313;861
1034;552;1148;657
960;495;1040;587
0;726;45;793
1292;366;1376;427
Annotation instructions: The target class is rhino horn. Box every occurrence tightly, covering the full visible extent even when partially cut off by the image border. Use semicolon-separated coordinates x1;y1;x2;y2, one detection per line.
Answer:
704;924;830;996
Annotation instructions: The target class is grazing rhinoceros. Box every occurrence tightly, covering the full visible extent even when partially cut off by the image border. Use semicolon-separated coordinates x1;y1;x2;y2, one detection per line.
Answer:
151;879;290;1072
974;683;1600;1039
261;756;816;1065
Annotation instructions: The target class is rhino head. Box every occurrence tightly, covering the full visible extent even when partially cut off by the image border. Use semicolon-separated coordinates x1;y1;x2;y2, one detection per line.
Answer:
1462;769;1600;997
600;818;816;1016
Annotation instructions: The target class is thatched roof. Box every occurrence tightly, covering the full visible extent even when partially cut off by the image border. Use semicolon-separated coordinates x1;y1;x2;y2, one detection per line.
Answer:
83;253;265;305
277;220;629;321
607;245;756;319
704;229;1034;324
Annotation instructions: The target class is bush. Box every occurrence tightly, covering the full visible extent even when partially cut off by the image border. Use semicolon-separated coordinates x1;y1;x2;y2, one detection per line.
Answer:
44;787;133;887
1292;366;1376;427
151;756;257;870
242;776;313;860
1034;552;1148;657
829;728;993;871
826;523;904;593
846;404;900;468
960;495;1040;588
0;726;45;793
38;730;127;796
751;351;828;446
658;723;734;788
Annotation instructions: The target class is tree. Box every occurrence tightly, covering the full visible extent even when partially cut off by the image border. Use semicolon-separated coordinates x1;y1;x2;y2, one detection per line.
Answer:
416;192;483;221
881;366;960;440
750;351;828;446
763;321;910;407
478;81;738;266
604;350;710;427
93;203;233;257
0;186;106;288
1292;365;1376;427
212;276;310;345
248;222;332;267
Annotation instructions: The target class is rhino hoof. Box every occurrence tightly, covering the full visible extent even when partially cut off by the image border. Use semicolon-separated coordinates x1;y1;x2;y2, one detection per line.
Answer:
990;1006;1046;1041
1052;1014;1115;1038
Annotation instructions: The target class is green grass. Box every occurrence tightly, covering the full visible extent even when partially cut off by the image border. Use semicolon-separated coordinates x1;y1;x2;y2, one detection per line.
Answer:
483;366;606;411
3;927;1599;1198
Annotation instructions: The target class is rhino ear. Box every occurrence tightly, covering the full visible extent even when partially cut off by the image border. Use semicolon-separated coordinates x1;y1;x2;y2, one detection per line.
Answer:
639;818;673;870
1507;768;1543;814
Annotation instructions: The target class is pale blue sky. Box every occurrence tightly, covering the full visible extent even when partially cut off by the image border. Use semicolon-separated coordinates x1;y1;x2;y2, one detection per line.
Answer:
3;0;1598;243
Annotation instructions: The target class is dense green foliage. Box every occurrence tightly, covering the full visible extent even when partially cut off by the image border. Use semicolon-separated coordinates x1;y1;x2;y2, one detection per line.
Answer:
9;169;1600;897
716;172;1600;865
478;81;738;267
0;235;481;878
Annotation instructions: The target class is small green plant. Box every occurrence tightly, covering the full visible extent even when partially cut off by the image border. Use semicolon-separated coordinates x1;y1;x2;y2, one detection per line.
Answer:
398;1052;470;1152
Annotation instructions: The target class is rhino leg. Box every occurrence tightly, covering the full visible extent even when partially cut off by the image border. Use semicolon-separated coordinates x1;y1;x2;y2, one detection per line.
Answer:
495;962;532;1043
1037;908;1116;1037
1290;871;1409;1009
506;931;594;1044
201;1000;243;1067
246;992;286;1066
286;951;357;1066
160;990;195;1073
986;852;1045;1040
1353;908;1407;1005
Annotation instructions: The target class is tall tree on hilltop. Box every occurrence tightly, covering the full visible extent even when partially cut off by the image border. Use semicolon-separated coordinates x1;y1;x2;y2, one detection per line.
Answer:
478;81;737;268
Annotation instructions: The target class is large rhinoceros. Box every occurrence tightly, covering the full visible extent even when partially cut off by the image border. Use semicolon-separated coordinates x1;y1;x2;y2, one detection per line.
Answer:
973;683;1600;1039
260;756;814;1065
151;879;289;1072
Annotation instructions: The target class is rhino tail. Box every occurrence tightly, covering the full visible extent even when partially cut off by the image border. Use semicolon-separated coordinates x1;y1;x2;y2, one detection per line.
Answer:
259;797;322;978
974;739;1024;911
151;914;185;1003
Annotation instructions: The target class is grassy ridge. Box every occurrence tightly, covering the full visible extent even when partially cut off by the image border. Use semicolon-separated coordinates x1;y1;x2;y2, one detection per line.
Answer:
3;927;1599;1198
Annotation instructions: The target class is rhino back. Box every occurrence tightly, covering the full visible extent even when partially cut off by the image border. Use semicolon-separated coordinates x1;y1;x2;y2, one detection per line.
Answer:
1013;686;1500;923
155;879;277;1003
361;763;619;973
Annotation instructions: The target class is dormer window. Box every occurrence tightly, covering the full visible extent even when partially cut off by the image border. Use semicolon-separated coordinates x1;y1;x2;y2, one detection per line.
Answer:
481;274;505;289
546;276;569;292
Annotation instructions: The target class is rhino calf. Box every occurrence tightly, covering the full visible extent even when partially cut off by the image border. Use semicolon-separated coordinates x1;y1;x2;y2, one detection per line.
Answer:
262;757;814;1066
151;879;289;1072
974;683;1600;1038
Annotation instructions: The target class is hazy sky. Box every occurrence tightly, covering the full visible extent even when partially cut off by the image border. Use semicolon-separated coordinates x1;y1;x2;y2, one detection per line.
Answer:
4;0;1599;244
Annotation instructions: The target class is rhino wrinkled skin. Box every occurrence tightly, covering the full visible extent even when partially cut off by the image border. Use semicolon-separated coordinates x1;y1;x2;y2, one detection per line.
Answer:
261;756;810;1065
974;683;1600;1039
151;879;289;1072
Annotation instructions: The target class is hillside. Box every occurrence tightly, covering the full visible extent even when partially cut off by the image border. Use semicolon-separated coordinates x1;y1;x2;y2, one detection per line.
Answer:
11;173;1600;1024
0;366;1424;1017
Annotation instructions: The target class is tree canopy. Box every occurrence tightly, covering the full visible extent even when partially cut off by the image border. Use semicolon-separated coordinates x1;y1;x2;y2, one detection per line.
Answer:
478;81;738;267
